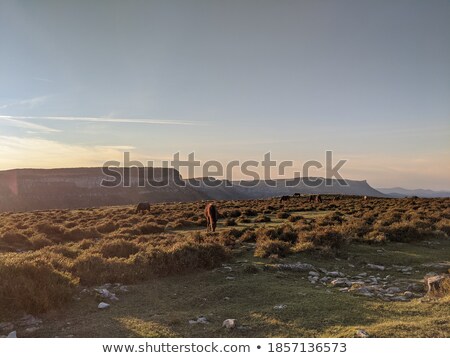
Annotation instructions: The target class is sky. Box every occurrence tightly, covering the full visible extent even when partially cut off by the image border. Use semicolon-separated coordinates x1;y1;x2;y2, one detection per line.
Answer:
0;0;449;190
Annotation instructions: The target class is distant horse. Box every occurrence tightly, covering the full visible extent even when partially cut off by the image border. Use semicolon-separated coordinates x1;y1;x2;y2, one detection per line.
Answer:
292;193;301;198
363;196;368;201
204;203;218;232
315;194;322;203
136;202;150;213
280;195;290;202
308;195;314;202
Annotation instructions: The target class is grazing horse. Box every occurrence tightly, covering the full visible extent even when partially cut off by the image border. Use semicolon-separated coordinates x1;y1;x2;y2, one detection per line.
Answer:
136;202;150;213
204;203;218;232
280;195;290;202
315;194;322;203
292;193;301;198
308;195;314;202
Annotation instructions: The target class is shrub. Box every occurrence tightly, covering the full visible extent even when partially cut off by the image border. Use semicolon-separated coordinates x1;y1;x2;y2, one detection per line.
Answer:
297;229;345;251
96;239;141;258
255;239;290;258
139;223;165;234
224;218;237;226
243;208;258;217
255;215;271;223
0;255;75;315
277;212;290;219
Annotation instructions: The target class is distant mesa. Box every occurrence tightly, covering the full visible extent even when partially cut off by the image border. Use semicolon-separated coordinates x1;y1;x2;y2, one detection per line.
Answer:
0;167;386;212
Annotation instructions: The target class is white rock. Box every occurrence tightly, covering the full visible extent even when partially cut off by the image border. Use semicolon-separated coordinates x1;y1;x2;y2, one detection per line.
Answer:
98;302;110;309
367;264;385;271
7;331;17;338
222;319;237;329
189;316;209;324
355;329;369;338
309;271;319;277
273;304;287;310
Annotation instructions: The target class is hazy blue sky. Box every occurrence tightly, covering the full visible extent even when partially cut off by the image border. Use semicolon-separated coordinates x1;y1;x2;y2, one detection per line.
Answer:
0;0;449;189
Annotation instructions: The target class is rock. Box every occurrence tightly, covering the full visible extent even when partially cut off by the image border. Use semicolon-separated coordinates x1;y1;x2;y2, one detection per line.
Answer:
273;304;287;310
189;316;208;324
25;326;39;333
277;262;316;272
7;331;17;338
421;262;450;270
18;315;42;327
222;319;237;329
386;287;401;294
118;286;129;292
327;271;344;278
225;276;235;280
355;329;369;338
98;302;110;309
331;278;351;287
403;291;414;299
223;297;230;300
309;271;319;277
407;283;424;293
390;296;409;302
367;264;385;271
320;276;331;283
0;322;14;333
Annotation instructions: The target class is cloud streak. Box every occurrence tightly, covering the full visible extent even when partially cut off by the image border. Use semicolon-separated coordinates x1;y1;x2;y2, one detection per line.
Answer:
0;115;204;126
0;116;60;133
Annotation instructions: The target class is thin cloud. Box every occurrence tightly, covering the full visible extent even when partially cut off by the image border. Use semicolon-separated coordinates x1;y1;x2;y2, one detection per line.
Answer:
0;115;204;126
0;116;60;133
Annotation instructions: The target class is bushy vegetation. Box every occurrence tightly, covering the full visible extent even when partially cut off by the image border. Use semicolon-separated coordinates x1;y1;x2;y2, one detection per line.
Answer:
0;196;449;317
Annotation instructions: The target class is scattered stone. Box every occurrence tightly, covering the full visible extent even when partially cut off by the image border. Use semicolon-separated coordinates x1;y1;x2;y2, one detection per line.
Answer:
355;329;369;338
320;276;331;283
330;278;351;287
25;326;39;334
7;331;17;338
189;316;209;324
406;283;424;293
18;315;42;327
327;271;344;278
403;291;414;299
0;322;14;333
367;264;385;271
277;262;316;272
222;319;237;329
309;271;319;277
421;262;450;270
386;287;401;294
225;276;235;280
273;304;287;310
118;286;129;292
98;302;110;309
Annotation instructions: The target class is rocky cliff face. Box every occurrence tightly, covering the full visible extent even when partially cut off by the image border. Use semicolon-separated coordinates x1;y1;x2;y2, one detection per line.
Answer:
0;168;386;212
0;168;203;212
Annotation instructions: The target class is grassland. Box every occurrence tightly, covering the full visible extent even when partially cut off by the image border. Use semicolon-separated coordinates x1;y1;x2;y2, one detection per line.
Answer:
0;196;449;337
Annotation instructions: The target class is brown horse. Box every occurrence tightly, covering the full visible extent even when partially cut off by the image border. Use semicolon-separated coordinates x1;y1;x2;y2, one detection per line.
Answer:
136;202;150;213
204;203;218;232
315;194;322;203
280;195;290;202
